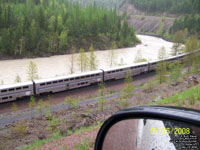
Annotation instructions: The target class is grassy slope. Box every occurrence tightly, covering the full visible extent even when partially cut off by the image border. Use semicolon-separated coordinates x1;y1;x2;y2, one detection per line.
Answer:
21;122;102;150
150;84;200;108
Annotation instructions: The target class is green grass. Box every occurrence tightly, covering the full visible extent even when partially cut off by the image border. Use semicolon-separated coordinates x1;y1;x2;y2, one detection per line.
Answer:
20;131;62;150
20;122;102;150
73;138;90;150
150;84;200;106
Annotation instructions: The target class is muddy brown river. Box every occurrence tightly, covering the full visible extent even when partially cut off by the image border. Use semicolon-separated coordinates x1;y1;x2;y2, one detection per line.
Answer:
0;35;173;84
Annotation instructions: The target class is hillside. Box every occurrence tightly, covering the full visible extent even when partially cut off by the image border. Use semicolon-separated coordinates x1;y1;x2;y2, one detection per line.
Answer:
120;0;200;38
119;1;175;36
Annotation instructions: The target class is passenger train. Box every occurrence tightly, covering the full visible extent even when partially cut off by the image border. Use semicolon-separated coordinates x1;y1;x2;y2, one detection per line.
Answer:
0;49;199;103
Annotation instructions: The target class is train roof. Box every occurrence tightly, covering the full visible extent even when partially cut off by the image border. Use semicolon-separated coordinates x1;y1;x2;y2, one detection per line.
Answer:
103;62;148;72
0;81;33;90
34;70;103;84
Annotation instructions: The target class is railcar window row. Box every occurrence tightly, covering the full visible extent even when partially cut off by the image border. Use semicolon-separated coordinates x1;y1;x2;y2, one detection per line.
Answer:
107;69;123;74
78;82;88;86
2;96;12;100
131;65;147;69
0;86;29;93
39;73;101;86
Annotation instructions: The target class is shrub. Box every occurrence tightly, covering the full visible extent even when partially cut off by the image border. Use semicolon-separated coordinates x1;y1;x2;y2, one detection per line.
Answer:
11;120;27;136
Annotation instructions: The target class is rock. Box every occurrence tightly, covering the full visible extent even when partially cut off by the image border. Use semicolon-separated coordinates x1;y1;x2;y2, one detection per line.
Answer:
171;82;180;86
75;118;87;128
26;127;31;134
60;127;68;136
152;96;163;102
38;133;46;140
188;75;200;86
88;104;95;107
80;113;89;118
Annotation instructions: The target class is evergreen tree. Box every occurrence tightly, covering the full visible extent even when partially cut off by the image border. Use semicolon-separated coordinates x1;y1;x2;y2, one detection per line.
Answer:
15;74;21;83
172;30;185;56
27;61;39;80
184;35;199;72
89;44;97;71
156;61;167;84
158;46;167;60
78;48;88;72
109;41;117;67
69;48;75;74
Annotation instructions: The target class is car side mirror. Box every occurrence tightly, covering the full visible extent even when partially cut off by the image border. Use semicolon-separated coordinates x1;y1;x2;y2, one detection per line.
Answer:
95;106;200;150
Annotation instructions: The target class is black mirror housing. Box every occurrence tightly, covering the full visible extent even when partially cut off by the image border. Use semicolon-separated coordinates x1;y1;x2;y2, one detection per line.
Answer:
95;106;200;150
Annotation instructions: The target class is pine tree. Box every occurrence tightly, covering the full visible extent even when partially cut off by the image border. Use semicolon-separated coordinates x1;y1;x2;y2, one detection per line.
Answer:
78;48;88;72
27;61;39;80
120;71;134;108
158;46;167;60
134;49;147;63
169;61;183;82
184;35;199;73
109;41;117;67
15;74;21;83
156;60;167;84
172;30;185;56
69;48;75;74
89;44;97;71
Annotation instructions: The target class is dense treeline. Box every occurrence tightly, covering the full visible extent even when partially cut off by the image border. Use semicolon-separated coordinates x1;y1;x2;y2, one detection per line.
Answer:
0;0;138;57
69;0;125;10
170;14;200;37
130;0;200;14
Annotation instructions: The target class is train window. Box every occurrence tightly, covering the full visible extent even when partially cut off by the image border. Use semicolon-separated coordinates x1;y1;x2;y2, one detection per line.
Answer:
53;81;58;83
86;75;90;78
9;88;15;91
70;78;74;81
75;77;80;80
1;89;7;93
23;86;29;89
40;83;45;86
47;82;51;85
59;80;63;82
120;69;123;71
64;79;69;81
9;96;12;98
81;76;85;79
2;97;8;100
16;87;22;90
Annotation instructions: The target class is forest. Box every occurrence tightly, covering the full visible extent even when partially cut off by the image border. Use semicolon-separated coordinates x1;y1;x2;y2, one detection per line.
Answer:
170;14;200;37
129;0;200;38
68;0;125;10
129;0;200;14
0;0;138;58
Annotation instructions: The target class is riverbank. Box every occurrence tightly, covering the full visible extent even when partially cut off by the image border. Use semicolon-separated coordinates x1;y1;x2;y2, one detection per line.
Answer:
0;34;174;85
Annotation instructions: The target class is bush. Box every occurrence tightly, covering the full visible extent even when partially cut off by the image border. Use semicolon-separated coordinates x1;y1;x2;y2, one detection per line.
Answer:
11;120;27;136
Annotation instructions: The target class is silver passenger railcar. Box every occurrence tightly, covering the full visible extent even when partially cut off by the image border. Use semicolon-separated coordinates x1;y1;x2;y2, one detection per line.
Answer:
0;81;34;103
104;62;149;81
34;70;103;95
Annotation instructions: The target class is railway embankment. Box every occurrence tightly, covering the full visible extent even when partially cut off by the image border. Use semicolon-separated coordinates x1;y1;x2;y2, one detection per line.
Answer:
0;71;200;149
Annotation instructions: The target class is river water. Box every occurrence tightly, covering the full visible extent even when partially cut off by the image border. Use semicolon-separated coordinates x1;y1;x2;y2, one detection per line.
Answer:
0;35;173;84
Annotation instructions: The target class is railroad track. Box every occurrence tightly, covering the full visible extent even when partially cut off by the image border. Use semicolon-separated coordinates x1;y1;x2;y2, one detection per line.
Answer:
0;71;155;129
